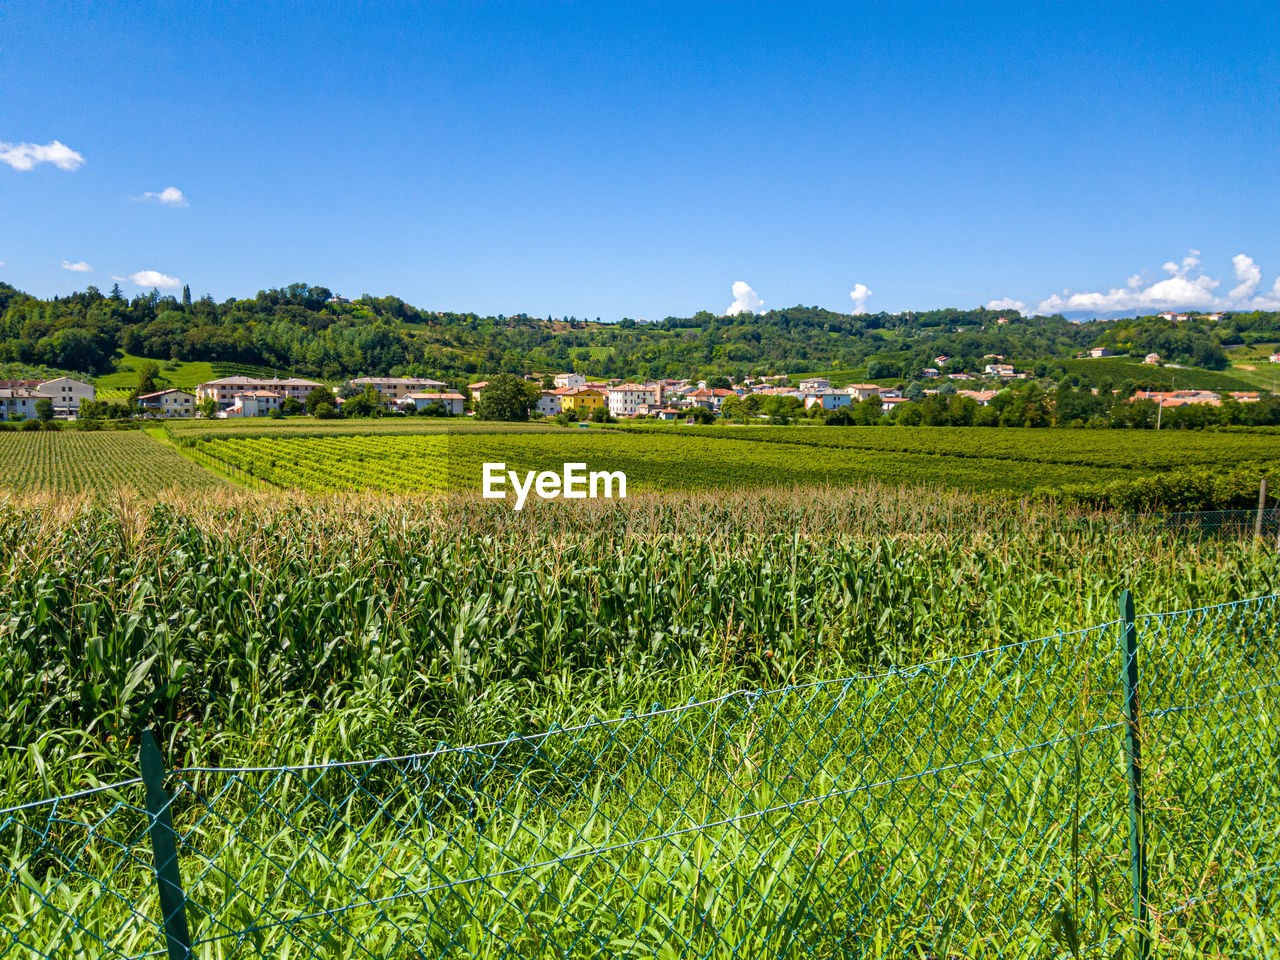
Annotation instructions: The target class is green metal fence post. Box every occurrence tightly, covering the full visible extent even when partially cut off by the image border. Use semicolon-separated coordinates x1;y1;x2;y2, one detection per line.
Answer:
140;730;192;960
1119;590;1150;959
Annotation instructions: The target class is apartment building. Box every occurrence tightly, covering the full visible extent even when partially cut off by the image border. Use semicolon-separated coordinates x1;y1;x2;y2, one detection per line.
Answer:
349;377;447;400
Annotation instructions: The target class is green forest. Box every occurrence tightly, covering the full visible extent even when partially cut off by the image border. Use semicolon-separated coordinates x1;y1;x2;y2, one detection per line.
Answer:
2;279;1278;384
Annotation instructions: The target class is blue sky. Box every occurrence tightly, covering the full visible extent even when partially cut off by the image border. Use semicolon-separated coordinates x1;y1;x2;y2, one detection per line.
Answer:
2;1;1278;319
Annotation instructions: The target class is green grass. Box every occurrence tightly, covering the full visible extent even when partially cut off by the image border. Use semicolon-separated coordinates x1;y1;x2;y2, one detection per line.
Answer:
0;491;1276;956
93;353;324;395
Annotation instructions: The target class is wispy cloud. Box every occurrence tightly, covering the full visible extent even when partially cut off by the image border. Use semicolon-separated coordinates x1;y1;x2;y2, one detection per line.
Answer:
61;259;93;272
848;283;872;315
128;269;182;289
725;281;763;316
989;250;1280;317
135;186;188;207
0;140;85;171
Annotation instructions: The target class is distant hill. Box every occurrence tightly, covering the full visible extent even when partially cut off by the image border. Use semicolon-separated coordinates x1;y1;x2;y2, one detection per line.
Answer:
1;279;1278;386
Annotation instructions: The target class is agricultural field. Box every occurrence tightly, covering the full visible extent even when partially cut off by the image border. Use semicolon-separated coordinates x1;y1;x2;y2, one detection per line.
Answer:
172;423;1273;504
1227;342;1280;391
1059;356;1255;390
1;489;1277;955
0;430;225;495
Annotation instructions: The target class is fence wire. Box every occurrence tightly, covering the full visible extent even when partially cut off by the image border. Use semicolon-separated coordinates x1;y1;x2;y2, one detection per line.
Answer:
2;594;1278;959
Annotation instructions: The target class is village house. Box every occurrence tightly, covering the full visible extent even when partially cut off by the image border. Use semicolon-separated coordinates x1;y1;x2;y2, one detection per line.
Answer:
922;368;940;379
651;407;681;420
349;377;447;400
684;388;737;411
34;377;96;417
1269;352;1280;364
553;372;586;389
136;389;196;417
1144;353;1161;365
557;386;605;416
1127;390;1260;409
797;377;831;393
983;363;1016;377
803;392;852;411
0;377;96;419
1089;347;1116;358
196;376;323;410
223;391;285;418
398;391;465;415
0;387;41;421
933;355;951;367
842;383;883;401
956;389;999;406
466;381;489;404
535;391;562;417
606;383;662;418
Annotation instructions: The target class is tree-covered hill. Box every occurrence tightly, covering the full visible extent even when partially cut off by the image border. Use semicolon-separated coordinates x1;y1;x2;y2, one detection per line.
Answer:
2;279;1277;384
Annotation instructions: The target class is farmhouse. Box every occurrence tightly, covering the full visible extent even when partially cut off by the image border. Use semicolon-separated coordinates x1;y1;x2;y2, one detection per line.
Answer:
1089;347;1116;358
1269;352;1280;364
398;391;465;415
196;377;323;409
349;377;447;400
1144;353;1161;365
136;389;196;417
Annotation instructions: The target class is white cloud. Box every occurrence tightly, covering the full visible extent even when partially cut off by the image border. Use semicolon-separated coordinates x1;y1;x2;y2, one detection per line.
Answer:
0;140;85;171
985;296;1027;312
61;260;93;272
986;250;1280;317
1229;253;1262;300
848;283;873;315
136;186;188;207
725;281;763;316
128;269;182;289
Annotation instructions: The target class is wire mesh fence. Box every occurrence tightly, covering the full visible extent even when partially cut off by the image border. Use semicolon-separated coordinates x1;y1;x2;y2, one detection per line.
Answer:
2;592;1278;958
1115;507;1280;541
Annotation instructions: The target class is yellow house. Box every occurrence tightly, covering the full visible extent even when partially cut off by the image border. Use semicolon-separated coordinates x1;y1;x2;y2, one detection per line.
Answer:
558;386;605;415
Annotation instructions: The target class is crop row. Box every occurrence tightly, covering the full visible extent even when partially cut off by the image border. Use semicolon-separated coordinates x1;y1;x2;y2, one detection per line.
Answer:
0;431;225;495
608;424;1277;472
192;430;1133;495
